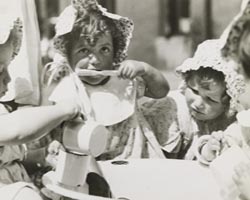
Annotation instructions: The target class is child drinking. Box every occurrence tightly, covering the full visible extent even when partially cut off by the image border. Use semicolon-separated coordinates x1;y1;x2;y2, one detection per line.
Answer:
141;39;244;159
0;15;80;200
43;0;169;160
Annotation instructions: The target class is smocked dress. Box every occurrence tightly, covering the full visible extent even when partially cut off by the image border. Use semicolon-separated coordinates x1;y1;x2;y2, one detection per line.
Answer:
47;75;166;160
141;90;236;160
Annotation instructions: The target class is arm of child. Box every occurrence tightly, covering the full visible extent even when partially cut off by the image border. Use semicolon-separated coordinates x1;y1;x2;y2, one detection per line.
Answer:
0;99;80;146
118;60;169;98
46;140;65;169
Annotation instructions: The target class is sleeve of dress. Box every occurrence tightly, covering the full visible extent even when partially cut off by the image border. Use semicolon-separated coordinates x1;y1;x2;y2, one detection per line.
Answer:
161;121;186;158
140;95;185;157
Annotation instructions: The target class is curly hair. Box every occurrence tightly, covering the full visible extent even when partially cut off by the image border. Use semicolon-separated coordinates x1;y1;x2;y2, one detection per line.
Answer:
53;4;133;65
183;67;230;105
54;14;118;62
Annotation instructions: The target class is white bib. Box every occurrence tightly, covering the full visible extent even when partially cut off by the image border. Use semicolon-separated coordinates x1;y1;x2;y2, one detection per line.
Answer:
49;75;136;126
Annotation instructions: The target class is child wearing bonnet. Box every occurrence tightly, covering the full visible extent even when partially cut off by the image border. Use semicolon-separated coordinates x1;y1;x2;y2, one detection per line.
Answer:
141;39;244;160
197;1;250;199
198;0;250;165
0;14;81;200
42;0;169;162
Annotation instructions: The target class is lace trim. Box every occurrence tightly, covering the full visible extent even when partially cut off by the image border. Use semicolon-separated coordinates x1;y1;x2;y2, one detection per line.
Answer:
221;0;250;62
176;39;245;115
54;0;134;64
12;18;23;60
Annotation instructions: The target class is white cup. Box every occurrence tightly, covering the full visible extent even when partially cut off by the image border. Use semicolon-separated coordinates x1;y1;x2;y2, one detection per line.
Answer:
55;149;90;189
62;119;108;157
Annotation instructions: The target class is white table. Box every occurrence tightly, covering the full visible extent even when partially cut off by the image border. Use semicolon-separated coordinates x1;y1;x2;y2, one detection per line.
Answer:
43;159;223;200
100;159;223;200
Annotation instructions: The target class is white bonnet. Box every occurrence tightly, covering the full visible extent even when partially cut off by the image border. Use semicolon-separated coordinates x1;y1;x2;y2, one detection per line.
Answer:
54;0;134;64
177;39;245;115
220;0;250;62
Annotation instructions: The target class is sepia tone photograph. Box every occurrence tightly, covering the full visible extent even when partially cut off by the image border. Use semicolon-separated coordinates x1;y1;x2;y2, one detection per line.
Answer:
0;0;250;199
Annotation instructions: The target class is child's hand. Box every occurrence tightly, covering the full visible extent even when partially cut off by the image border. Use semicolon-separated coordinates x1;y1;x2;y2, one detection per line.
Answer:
202;131;224;161
118;60;146;80
46;140;64;169
233;162;250;200
45;63;70;84
52;65;70;82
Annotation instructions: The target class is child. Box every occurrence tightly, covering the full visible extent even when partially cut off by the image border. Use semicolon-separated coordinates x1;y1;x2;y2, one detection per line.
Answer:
197;1;250;199
141;39;244;160
197;0;250;164
43;0;169;160
0;15;81;200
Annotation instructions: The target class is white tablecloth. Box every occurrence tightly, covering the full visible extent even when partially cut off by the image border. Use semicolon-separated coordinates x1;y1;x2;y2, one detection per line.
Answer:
100;159;223;200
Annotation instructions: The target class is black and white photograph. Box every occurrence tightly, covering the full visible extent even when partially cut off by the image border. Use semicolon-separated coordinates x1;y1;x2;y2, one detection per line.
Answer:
0;0;250;199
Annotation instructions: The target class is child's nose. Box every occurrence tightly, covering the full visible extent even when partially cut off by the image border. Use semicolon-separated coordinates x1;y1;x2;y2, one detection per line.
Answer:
88;54;100;65
192;96;204;110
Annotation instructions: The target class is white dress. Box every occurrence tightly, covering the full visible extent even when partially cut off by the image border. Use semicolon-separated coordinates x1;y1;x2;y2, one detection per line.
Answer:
49;75;166;160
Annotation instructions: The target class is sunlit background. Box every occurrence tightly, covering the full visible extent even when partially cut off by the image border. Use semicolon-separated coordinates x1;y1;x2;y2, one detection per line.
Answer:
0;0;243;105
35;0;242;90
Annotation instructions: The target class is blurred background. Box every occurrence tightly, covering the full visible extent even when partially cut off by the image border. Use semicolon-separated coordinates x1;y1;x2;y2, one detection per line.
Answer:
35;0;242;89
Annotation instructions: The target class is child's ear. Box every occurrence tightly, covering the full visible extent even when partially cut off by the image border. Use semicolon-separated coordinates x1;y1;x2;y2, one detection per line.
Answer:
221;94;230;104
221;95;233;117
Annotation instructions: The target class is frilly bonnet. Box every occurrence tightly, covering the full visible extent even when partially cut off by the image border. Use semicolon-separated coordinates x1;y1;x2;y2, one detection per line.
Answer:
220;0;250;62
176;39;245;116
53;0;134;65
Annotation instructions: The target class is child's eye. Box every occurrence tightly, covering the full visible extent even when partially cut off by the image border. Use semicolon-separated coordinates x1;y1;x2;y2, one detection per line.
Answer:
78;48;89;56
190;87;199;95
100;46;111;54
207;97;219;103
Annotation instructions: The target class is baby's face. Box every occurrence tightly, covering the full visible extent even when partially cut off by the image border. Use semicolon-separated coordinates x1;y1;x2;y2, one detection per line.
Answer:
70;32;114;85
185;74;227;121
0;41;13;98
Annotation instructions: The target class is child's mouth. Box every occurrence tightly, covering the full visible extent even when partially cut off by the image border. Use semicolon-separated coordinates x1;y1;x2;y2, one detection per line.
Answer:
191;108;204;115
77;74;111;86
